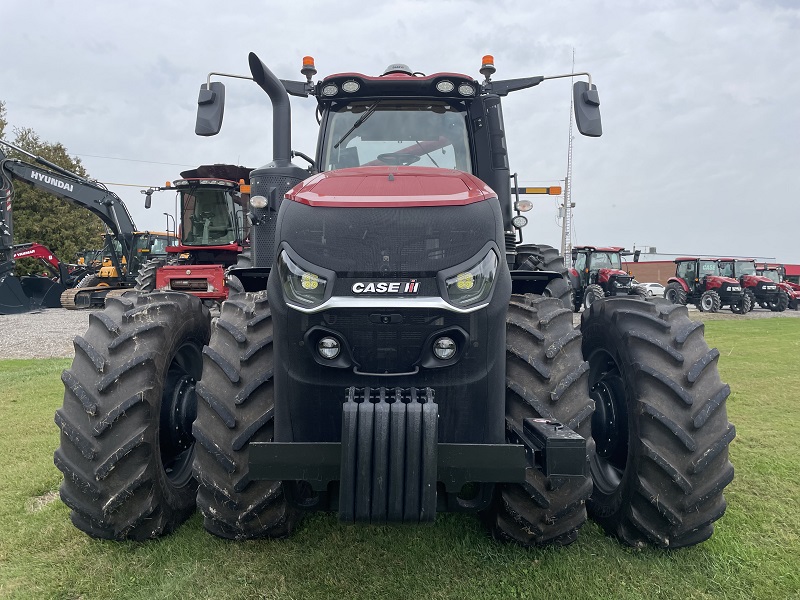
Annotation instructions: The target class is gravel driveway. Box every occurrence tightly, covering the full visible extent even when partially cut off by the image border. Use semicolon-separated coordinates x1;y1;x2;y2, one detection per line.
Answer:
1;303;798;360
0;308;94;359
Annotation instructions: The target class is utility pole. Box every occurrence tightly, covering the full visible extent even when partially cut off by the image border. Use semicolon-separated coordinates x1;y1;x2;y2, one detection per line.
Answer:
560;49;576;259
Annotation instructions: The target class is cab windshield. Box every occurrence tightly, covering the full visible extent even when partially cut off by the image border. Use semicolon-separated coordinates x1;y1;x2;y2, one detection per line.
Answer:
321;100;472;172
590;252;622;270
736;260;756;276
759;270;780;283
180;188;242;246
699;260;719;276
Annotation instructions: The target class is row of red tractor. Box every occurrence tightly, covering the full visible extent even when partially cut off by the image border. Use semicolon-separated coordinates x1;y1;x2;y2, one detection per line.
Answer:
565;245;799;314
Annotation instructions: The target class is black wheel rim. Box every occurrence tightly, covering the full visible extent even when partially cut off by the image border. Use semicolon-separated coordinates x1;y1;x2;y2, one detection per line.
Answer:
666;288;676;303
588;349;629;495
160;340;202;486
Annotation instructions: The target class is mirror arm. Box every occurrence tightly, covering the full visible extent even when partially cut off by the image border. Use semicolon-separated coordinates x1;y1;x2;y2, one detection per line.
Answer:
205;71;253;89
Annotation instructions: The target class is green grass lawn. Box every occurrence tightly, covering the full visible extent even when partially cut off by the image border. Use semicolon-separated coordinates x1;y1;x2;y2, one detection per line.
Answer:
1;319;798;599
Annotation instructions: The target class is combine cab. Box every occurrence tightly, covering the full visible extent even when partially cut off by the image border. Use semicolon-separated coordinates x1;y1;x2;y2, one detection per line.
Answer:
139;165;252;306
665;257;748;313
568;245;645;310
55;54;734;550
719;258;788;312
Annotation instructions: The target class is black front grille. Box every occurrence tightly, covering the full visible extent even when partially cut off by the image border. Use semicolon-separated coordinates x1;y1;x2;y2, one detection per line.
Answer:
279;200;501;276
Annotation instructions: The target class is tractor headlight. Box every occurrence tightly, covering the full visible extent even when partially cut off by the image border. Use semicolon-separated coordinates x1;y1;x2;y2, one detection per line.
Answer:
444;250;498;307
277;251;328;307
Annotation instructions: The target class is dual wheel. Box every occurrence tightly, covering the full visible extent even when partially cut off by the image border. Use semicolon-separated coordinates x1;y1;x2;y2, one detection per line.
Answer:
55;283;735;549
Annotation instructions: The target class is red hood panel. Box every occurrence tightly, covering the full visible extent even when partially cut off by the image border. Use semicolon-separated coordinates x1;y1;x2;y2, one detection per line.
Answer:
286;167;496;208
597;268;628;284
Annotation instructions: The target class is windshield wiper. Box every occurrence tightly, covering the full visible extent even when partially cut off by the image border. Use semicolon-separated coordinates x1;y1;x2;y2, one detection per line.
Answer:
333;101;381;149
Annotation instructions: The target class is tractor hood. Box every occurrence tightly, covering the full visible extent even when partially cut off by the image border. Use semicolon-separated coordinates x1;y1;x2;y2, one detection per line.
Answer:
285;166;496;208
706;275;740;287
741;274;774;287
275;169;505;276
597;268;630;284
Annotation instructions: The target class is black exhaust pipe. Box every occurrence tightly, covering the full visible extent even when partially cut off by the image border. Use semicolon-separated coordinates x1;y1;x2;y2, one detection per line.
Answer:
243;53;310;274
248;53;292;165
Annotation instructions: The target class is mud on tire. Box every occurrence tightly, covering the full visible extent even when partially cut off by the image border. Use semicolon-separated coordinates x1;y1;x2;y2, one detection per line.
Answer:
192;291;300;539
484;292;594;546
54;291;210;540
581;297;735;548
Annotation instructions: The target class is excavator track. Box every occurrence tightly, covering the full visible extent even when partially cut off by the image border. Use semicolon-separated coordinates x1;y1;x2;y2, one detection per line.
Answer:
60;285;130;310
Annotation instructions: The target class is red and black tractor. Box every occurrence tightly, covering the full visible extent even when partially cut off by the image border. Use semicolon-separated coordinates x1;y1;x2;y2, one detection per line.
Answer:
755;264;800;310
718;258;788;312
55;54;734;551
665;257;748;313
138;164;253;307
567;245;645;310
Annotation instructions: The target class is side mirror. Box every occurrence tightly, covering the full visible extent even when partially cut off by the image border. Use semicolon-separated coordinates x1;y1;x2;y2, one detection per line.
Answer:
573;81;602;137
144;191;152;209
195;81;226;136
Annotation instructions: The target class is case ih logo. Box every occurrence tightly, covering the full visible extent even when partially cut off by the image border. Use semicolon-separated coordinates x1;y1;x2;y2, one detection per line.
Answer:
31;170;74;192
352;280;419;294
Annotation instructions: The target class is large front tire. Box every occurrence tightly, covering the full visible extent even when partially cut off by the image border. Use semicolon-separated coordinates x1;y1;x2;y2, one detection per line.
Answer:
193;291;300;539
581;298;735;548
484;293;594;546
768;289;789;312
583;283;605;309
54;292;210;540
699;290;721;313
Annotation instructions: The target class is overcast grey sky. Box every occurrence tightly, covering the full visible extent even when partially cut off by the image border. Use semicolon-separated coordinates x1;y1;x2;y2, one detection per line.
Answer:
2;0;798;262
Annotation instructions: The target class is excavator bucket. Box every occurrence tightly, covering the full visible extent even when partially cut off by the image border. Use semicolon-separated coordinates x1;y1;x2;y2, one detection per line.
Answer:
20;276;67;309
0;273;32;314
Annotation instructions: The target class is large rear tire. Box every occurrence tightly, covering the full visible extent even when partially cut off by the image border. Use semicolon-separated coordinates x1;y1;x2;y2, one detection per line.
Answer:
134;258;167;292
484;287;594;546
54;292;210;540
581;298;734;548
515;243;567;275
193;291;300;539
664;282;687;305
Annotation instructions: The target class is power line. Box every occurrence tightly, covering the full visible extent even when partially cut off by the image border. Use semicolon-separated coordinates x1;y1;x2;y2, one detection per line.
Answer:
73;153;196;168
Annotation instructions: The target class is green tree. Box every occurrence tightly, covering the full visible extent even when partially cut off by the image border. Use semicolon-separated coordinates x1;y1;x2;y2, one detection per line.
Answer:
0;102;104;275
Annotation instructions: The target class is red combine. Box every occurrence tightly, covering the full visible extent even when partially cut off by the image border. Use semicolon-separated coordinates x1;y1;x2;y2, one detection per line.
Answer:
140;164;253;306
